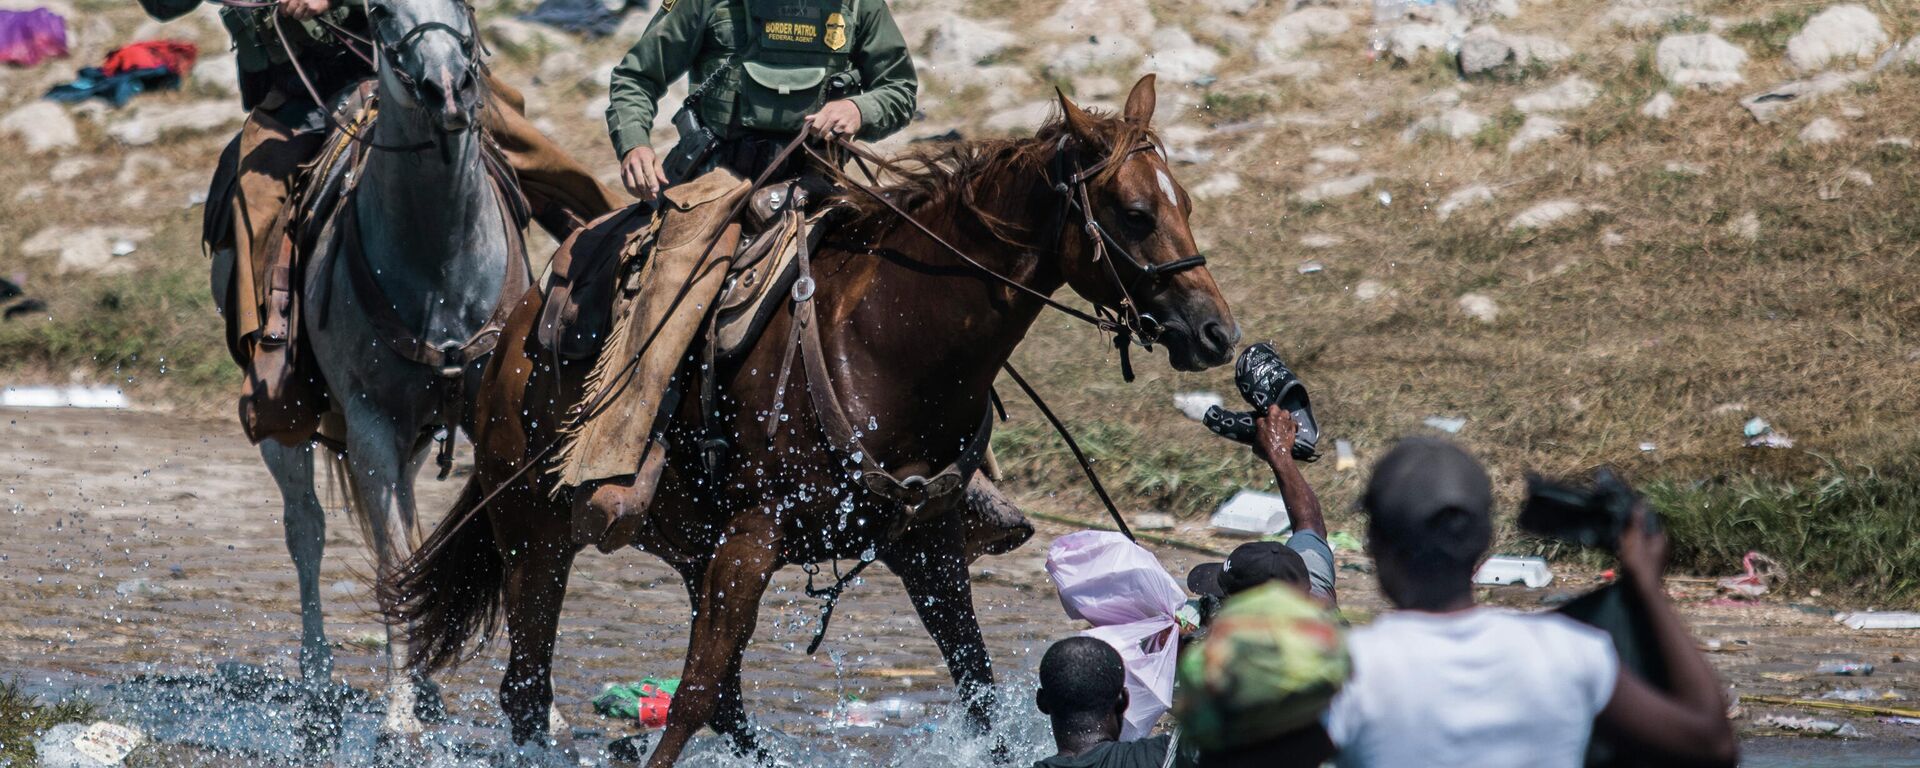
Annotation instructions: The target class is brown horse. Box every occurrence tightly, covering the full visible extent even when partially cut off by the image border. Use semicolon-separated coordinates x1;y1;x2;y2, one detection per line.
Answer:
386;75;1238;766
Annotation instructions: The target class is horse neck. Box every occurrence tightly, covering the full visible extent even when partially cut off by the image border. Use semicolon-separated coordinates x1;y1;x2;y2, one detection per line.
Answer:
826;157;1064;433
356;87;508;334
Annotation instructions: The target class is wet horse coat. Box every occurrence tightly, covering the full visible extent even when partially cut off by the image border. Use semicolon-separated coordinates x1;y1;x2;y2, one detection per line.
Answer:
389;76;1239;766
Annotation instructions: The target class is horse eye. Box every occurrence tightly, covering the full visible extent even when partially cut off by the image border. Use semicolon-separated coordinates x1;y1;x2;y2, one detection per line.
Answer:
1122;208;1156;237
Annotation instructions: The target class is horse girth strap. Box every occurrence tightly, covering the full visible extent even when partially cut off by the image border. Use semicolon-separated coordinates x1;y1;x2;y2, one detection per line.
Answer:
788;233;991;515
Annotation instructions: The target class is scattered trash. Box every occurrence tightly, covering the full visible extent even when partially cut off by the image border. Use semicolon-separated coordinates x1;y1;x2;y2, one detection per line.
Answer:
1637;441;1657;452
1837;612;1920;630
1297;260;1324;274
1326;530;1361;552
1376;190;1392;206
1423;415;1467;433
1742;417;1795;449
45;41;197;107
0;386;128;408
592;678;679;727
1881;717;1920;727
166;564;185;579
1172;391;1225;421
114;578;167;599
0;8;68;67
1473;555;1553;588
1758;714;1859;737
4;297;48;320
1209;489;1292;536
186;190;208;208
73;721;145;764
1133;512;1177;531
1700;638;1751;653
1820;687;1905;703
1715;551;1776;599
1333;439;1356;471
1816;662;1875;677
110;239;137;257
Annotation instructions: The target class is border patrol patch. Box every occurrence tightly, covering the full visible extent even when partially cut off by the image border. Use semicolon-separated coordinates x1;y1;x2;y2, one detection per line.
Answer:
824;12;847;51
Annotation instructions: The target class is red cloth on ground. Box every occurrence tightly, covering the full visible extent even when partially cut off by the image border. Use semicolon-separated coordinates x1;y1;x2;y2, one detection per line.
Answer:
102;40;197;77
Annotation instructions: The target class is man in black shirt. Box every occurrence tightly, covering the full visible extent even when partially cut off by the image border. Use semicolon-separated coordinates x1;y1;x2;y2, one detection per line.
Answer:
1034;637;1171;768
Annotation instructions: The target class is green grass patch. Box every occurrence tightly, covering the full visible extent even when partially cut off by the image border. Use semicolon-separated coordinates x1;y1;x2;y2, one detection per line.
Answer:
0;256;233;395
1725;8;1817;56
1645;457;1920;602
0;679;99;768
993;418;1265;520
1198;90;1274;127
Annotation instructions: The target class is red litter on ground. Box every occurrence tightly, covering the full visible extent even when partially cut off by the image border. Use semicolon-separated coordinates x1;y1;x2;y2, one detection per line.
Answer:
637;682;673;728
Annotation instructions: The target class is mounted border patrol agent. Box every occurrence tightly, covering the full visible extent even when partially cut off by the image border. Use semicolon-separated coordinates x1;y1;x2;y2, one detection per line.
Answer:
139;0;623;444
606;0;917;199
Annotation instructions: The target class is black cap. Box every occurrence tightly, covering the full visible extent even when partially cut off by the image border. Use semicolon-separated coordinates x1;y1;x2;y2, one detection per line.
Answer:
1361;437;1494;563
1187;541;1310;599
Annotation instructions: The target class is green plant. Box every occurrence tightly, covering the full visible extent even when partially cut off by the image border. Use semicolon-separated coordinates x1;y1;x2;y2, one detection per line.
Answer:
0;679;98;767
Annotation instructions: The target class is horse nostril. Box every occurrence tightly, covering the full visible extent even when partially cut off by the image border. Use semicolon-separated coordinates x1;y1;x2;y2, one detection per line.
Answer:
1201;320;1237;354
418;78;446;106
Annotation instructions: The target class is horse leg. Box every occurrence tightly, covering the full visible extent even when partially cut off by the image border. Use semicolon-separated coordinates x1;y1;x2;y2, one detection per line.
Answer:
648;518;783;768
339;410;427;738
498;497;577;748
886;511;996;734
667;558;757;754
260;441;339;746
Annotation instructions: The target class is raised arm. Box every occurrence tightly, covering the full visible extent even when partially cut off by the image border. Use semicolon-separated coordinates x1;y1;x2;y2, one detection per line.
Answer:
1593;506;1739;767
1254;406;1325;540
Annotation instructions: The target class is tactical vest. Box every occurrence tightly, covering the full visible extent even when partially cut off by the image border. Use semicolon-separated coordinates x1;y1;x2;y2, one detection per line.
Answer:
218;4;369;109
697;0;858;137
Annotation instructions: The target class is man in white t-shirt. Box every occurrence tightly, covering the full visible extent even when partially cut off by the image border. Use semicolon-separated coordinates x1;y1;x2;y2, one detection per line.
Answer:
1321;438;1737;768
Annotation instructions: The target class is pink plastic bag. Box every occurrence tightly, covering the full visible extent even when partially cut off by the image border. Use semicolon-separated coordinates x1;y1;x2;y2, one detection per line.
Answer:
1046;531;1186;740
0;9;68;68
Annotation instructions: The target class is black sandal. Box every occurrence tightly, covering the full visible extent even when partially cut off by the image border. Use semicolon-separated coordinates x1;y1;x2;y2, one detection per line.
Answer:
1232;343;1321;462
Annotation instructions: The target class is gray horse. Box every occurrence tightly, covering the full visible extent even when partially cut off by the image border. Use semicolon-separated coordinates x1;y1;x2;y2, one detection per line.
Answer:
251;0;527;741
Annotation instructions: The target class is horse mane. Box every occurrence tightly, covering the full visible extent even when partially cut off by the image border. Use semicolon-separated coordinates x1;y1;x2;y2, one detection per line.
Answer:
836;106;1160;247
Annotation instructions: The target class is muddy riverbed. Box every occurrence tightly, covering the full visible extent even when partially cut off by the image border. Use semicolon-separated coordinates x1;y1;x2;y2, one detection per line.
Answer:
3;407;1917;765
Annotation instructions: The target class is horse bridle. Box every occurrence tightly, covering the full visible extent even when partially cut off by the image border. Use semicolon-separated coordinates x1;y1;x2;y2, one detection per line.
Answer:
371;12;484;131
1044;136;1209;380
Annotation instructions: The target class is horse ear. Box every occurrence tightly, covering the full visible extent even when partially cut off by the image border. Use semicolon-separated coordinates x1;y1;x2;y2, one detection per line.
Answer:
1056;87;1102;144
1123;74;1157;125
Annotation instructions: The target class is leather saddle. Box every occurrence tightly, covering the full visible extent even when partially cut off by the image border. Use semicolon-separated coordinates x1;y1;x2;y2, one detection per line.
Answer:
536;180;830;362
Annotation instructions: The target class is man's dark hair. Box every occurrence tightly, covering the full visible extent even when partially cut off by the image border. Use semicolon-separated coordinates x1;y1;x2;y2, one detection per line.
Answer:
1362;437;1494;609
1037;636;1126;728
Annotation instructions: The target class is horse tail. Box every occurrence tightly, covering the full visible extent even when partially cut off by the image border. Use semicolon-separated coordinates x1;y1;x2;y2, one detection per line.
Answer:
382;477;503;675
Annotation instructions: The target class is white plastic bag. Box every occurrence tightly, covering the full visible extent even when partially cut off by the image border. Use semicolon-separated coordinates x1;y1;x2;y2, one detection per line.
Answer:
1045;531;1186;740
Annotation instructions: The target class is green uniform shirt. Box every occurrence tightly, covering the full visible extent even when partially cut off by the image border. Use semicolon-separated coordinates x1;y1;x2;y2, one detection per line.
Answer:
606;0;917;161
138;0;363;76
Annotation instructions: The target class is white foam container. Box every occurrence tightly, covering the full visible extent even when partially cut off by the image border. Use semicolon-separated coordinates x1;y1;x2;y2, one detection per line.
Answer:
1473;555;1554;588
1209;489;1292;536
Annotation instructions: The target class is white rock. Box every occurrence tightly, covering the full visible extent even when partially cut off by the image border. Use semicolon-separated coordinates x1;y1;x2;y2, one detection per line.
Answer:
1740;70;1870;123
114;152;174;187
1310;145;1361;164
1458;27;1572;76
583;94;610;122
1145;27;1222;83
1878;136;1915;148
1041;0;1155;39
1786;4;1887;72
1457;293;1500;323
1901;34;1920;68
1;102;78;154
484;18;561;53
1354;279;1388;301
108;101;240;146
1508;199;1584;230
190;54;240;98
1259;7;1351;62
22;226;153;274
1299;233;1344;248
49;157;97;182
1604;0;1694;31
918;13;1017;76
1402;108;1486;142
1296;172;1376;203
1664;161;1707;176
1800;116;1844;144
983;101;1055;134
1046;34;1145;75
1189;172;1242;199
1507;115;1566;153
1656;34;1747;90
1640;91;1676;119
1728;211;1761;241
1437;184;1495;220
1385;23;1453;63
1514;76;1599;113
